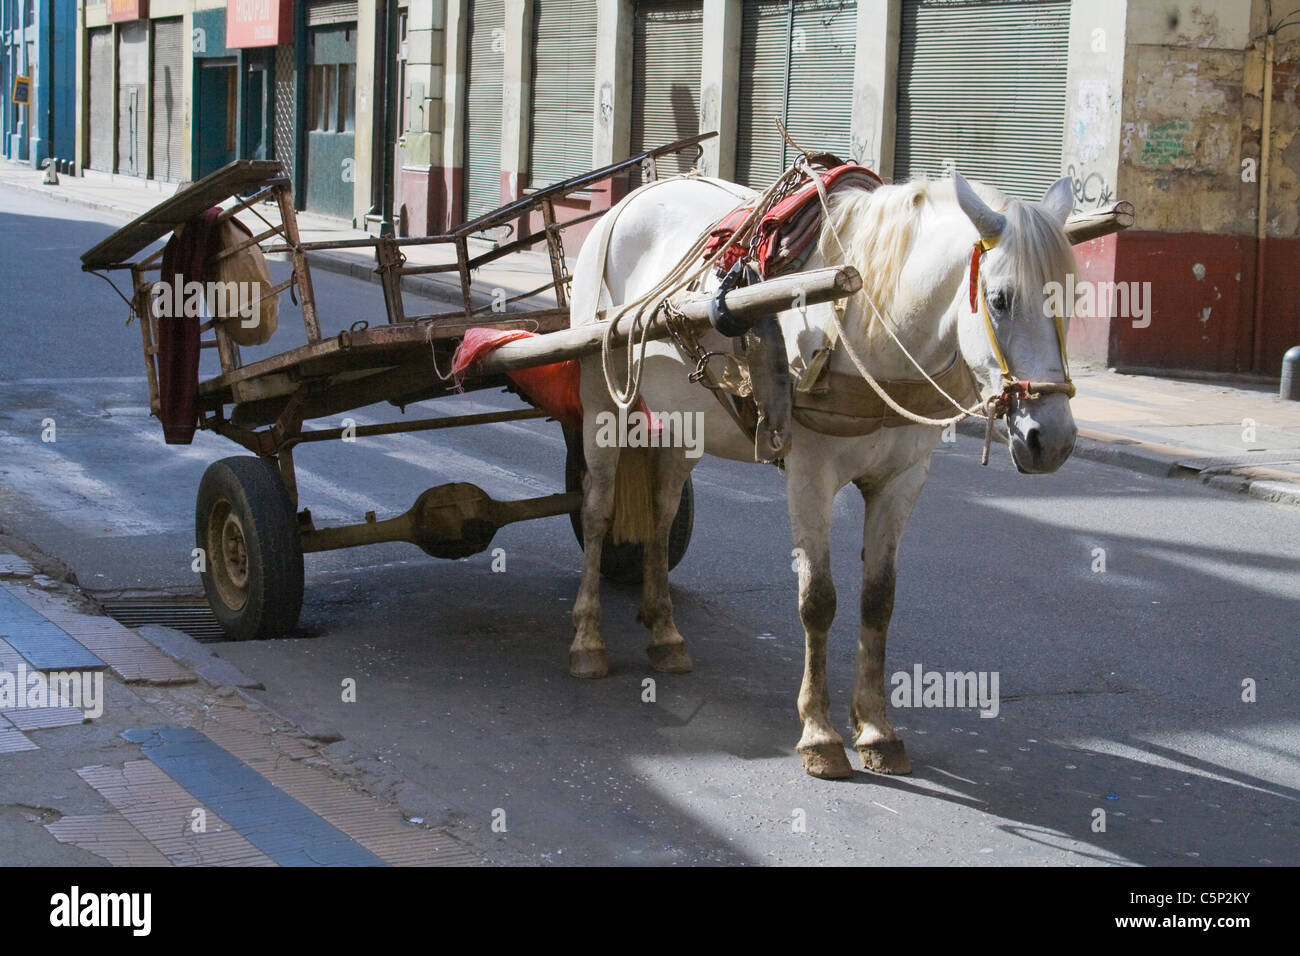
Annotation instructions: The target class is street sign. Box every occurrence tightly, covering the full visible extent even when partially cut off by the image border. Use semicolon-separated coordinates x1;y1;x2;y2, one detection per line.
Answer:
12;75;30;106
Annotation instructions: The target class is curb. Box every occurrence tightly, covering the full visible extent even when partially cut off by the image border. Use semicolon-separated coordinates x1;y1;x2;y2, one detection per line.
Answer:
956;418;1300;507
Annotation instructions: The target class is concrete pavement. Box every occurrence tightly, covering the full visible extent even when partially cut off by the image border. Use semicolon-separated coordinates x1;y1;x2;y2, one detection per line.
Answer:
2;159;1297;508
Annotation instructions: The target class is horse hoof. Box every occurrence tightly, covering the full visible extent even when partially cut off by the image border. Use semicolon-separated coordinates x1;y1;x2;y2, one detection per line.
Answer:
647;642;693;674
569;648;609;679
798;742;854;780
857;738;912;775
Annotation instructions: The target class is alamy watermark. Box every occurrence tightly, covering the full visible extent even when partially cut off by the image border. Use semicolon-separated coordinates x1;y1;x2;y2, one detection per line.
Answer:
0;664;103;719
150;276;262;328
1044;275;1152;329
890;664;1000;718
593;407;704;459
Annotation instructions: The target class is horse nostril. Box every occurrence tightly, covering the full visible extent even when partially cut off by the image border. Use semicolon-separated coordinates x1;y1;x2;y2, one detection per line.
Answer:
1026;427;1043;456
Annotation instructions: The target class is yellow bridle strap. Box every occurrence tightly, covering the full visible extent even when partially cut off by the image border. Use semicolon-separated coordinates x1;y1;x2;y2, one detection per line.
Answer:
971;236;1075;400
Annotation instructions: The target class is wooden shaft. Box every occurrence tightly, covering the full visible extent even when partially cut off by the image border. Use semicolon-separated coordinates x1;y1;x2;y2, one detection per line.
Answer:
470;266;862;377
1063;202;1135;246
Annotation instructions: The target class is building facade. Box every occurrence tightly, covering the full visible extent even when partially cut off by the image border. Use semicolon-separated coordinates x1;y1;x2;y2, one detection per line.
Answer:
2;0;75;166
69;1;1300;376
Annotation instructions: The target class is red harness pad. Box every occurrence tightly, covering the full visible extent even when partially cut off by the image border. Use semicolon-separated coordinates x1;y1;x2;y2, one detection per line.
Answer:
702;164;882;277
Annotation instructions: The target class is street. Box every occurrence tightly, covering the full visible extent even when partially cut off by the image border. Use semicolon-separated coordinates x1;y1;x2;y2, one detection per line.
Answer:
1;187;1297;866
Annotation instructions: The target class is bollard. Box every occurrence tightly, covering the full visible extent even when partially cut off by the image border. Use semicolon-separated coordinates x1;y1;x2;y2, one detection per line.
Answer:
1282;346;1300;401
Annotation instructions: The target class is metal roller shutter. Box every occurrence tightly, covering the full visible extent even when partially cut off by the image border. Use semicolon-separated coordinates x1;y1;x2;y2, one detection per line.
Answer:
307;1;360;27
894;0;1070;199
88;27;113;172
274;43;297;184
464;0;505;222
116;20;148;177
737;1;858;189
150;18;184;182
631;1;703;180
528;0;597;187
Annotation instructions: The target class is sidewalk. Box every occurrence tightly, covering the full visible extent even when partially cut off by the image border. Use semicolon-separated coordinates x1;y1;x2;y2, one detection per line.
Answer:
3;161;1298;507
0;540;478;867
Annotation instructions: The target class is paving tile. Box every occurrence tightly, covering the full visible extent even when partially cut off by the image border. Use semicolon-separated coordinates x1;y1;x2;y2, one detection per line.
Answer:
0;725;38;753
0;587;105;671
76;761;275;867
45;813;172;867
5;588;191;685
203;707;478;866
124;726;385;867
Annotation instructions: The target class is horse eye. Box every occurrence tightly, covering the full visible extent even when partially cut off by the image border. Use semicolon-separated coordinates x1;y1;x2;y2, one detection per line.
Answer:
988;289;1010;313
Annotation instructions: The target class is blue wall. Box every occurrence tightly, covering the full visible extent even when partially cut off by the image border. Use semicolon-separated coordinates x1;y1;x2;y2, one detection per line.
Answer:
2;0;75;166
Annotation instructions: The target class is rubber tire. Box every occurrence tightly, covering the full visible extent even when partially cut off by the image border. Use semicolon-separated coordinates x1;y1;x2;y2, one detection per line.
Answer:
196;456;304;641
564;436;694;585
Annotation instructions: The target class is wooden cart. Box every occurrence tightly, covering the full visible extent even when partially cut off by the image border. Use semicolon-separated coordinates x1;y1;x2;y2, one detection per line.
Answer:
80;135;863;641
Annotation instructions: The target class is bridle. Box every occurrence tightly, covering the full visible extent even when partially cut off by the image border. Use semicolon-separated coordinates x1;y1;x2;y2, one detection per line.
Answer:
968;233;1076;464
969;233;1076;403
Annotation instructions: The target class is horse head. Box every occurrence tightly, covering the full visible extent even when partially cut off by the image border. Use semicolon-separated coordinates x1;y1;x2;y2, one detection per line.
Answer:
952;172;1078;474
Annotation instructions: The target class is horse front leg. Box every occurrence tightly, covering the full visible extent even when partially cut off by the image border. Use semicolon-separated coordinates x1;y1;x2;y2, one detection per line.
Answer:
852;458;931;774
788;468;853;780
570;433;619;679
639;450;693;673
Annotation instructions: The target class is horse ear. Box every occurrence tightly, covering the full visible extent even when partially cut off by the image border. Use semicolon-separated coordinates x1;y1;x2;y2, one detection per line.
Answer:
1041;177;1073;225
953;171;1006;240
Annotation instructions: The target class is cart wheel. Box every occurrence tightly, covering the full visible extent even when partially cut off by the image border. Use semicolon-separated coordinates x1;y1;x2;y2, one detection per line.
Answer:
564;436;694;585
196;456;304;641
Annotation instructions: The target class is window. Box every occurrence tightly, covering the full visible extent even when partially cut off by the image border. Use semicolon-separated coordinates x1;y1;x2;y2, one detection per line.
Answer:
308;63;355;133
338;63;355;132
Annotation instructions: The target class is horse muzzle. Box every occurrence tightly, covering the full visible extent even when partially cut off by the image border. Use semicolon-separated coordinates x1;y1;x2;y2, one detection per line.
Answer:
1006;393;1077;474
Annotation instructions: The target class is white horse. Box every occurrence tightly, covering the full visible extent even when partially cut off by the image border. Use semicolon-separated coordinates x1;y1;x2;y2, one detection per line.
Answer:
568;169;1078;779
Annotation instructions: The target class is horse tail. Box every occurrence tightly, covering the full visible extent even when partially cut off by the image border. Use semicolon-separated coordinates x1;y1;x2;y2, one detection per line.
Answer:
611;445;655;546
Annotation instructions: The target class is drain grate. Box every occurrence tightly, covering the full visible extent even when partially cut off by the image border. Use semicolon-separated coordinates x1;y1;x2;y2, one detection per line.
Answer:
99;599;228;644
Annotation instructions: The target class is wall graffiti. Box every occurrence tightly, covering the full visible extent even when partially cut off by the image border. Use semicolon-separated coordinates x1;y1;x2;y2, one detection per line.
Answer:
1067;163;1114;213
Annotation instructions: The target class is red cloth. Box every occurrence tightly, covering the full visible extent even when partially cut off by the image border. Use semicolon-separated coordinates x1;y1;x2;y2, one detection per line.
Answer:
453;328;584;429
157;206;223;444
703;164;883;276
451;327;660;432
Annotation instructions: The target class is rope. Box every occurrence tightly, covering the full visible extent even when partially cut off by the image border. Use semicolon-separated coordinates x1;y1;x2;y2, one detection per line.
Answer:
597;167;805;410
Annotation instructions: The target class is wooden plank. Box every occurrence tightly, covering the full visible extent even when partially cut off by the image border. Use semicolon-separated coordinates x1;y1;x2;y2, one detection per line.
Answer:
81;159;286;270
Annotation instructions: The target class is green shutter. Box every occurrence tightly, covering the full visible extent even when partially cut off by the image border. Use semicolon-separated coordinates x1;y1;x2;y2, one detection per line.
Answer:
465;0;505;221
631;1;703;180
529;0;598;187
894;0;1070;199
737;1;858;190
150;18;185;182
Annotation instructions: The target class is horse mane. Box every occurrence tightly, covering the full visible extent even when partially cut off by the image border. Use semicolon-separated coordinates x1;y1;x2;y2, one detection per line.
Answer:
818;178;1076;331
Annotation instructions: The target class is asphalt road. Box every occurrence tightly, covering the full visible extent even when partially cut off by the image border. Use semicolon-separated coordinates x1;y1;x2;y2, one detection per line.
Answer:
2;186;1298;866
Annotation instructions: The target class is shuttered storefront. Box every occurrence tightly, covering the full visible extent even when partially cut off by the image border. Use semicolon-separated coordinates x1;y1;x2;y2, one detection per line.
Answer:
894;0;1070;199
88;27;113;172
304;17;358;219
464;0;505;222
150;17;184;181
631;1;703;179
528;0;597;188
116;20;148;177
736;1;858;189
306;1;360;26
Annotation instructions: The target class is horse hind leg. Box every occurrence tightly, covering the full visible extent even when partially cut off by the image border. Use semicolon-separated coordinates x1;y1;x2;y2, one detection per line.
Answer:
570;433;620;679
637;448;693;673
